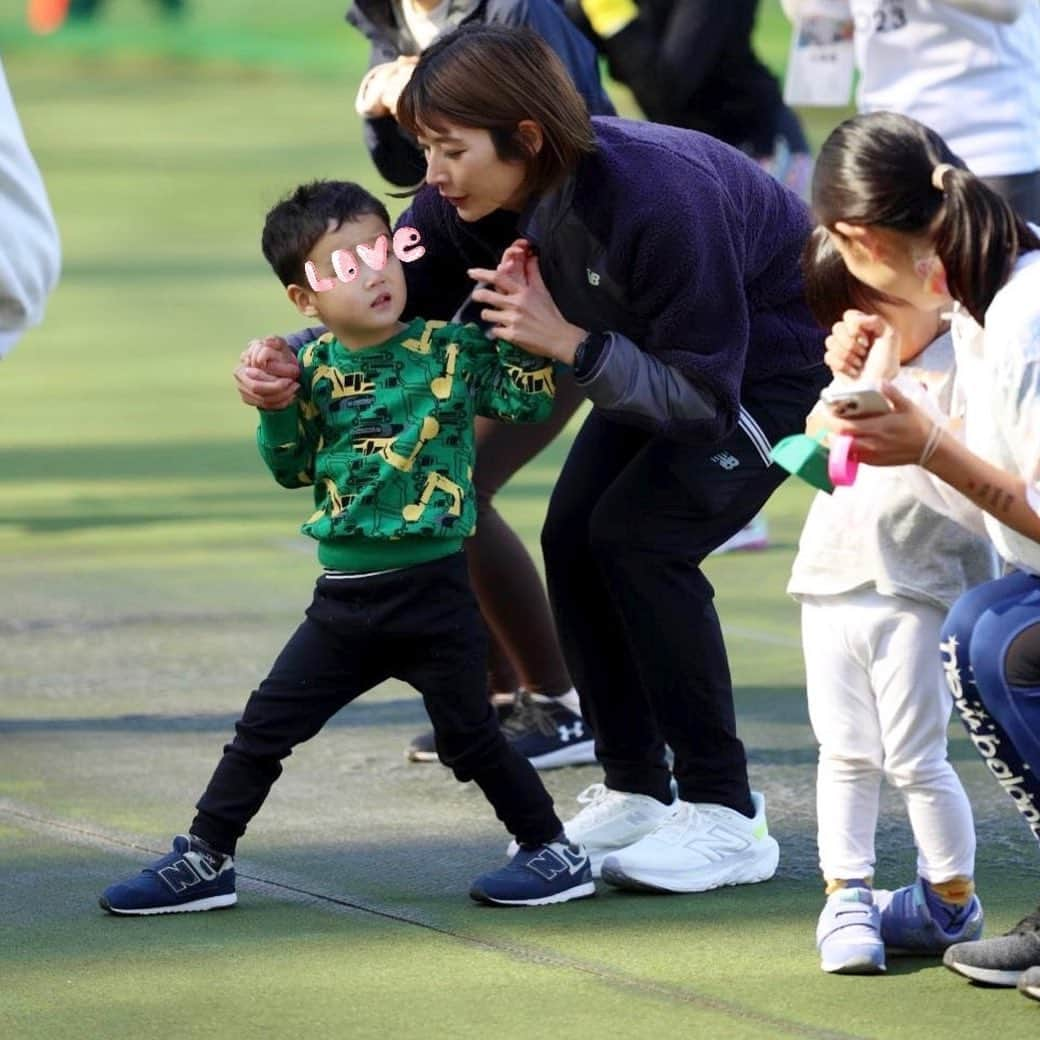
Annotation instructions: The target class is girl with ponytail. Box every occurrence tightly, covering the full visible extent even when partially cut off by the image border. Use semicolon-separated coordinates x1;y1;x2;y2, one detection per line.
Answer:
812;110;1040;1003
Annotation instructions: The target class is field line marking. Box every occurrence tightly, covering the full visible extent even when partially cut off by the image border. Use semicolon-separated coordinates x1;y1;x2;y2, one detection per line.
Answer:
3;801;867;1040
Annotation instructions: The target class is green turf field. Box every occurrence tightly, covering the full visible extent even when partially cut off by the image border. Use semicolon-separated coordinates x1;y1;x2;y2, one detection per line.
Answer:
1;4;1038;1037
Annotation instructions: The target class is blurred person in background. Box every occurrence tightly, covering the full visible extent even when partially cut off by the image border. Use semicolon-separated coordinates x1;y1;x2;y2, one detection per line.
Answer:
565;0;813;197
348;0;615;187
780;0;1040;221
67;0;186;20
0;56;60;360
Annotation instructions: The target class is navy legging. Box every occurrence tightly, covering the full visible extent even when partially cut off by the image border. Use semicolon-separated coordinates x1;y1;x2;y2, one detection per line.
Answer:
941;570;1040;844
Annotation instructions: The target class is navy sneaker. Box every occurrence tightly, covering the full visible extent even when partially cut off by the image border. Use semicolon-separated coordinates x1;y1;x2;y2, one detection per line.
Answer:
470;839;595;907
876;878;983;954
406;694;517;763
100;835;236;915
501;692;596;769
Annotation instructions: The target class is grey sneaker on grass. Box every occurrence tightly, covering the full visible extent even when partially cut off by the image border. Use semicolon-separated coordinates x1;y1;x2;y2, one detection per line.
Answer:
943;904;1040;986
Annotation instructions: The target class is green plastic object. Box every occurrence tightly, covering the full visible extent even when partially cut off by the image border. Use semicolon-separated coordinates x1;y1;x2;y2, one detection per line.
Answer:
769;432;834;493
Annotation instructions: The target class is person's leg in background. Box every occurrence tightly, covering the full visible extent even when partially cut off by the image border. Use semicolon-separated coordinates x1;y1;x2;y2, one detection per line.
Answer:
405;370;596;769
938;571;1040;997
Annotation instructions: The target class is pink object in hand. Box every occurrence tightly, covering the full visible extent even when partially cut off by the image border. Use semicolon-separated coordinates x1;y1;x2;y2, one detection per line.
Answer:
828;435;859;486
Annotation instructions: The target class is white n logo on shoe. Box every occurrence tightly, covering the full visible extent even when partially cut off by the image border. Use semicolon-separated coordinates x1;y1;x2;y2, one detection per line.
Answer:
684;825;751;860
158;851;218;894
526;846;586;880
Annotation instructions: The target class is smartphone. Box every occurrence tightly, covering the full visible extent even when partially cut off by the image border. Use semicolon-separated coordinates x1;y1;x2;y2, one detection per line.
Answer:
820;385;892;418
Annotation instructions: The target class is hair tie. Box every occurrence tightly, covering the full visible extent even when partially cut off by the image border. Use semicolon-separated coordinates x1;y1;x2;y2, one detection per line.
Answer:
931;163;954;192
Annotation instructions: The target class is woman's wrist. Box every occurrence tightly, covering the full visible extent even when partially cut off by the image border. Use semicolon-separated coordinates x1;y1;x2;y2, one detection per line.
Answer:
554;324;588;366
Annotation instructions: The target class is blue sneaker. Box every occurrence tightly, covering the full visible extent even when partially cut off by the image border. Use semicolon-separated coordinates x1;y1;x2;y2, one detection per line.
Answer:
501;693;597;769
470;839;596;906
876;878;983;954
816;888;886;974
100;835;236;915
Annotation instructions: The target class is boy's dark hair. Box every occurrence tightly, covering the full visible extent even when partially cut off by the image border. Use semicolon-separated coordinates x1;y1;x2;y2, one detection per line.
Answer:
262;180;391;287
801;225;900;330
812;111;1040;325
397;24;596;196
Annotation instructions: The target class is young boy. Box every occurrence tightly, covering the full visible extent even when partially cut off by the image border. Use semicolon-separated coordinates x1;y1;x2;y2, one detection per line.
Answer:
99;180;593;912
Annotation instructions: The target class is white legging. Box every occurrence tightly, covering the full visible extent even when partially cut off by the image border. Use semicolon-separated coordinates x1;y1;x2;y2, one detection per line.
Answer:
801;589;976;883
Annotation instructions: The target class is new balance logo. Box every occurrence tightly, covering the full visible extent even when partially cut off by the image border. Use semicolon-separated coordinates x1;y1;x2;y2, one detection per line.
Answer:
587;268;600;286
711;452;740;470
684;826;750;861
525;845;587;880
157;852;216;894
557;721;585;743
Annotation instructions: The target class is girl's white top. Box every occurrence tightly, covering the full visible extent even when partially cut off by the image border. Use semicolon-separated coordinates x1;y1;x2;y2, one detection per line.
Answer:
952;246;1040;574
788;332;999;608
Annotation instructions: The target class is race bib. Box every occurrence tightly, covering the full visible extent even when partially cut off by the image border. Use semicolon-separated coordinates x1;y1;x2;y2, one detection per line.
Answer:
783;6;856;108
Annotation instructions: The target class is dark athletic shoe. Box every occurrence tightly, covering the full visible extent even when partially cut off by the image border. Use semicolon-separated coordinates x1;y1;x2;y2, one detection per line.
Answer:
501;692;596;769
405;695;517;764
405;728;439;763
943;904;1040;986
99;835;236;915
470;839;595;907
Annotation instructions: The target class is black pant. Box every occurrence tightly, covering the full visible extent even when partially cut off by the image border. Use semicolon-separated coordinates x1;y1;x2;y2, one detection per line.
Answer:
542;369;827;813
191;553;561;853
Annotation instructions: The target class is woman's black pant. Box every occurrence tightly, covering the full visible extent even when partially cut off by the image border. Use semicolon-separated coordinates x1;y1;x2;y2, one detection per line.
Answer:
542;369;826;814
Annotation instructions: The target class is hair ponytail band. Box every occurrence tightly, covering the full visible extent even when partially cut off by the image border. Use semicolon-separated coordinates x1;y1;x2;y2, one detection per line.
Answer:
931;163;954;192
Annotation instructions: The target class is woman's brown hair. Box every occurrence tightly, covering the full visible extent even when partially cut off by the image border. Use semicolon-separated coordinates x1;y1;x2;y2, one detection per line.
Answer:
397;24;596;195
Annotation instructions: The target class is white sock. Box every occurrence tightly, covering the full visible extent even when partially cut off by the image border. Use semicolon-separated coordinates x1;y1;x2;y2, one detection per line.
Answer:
531;687;582;716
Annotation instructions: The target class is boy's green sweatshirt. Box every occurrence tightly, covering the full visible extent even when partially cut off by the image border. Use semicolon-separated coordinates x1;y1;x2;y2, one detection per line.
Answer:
256;317;556;573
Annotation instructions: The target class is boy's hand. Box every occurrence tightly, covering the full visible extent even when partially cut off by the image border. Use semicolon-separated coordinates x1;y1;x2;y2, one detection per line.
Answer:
243;336;299;376
235;337;300;410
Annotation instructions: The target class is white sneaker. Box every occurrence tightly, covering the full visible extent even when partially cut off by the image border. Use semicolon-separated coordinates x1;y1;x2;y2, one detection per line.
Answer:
710;515;769;556
599;791;780;893
508;783;675;878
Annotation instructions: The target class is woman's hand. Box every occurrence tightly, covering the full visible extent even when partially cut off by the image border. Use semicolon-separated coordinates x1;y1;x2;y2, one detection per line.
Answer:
380;56;418;118
825;310;892;380
234;337;300;410
822;381;933;466
468;251;586;363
